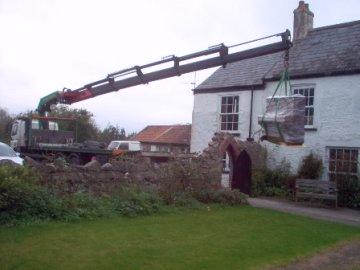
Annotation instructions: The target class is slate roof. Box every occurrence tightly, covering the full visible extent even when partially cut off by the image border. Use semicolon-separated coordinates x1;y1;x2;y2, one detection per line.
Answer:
195;20;360;92
134;125;191;145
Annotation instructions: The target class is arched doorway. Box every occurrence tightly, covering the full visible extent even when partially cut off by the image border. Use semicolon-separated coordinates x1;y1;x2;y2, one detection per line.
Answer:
232;150;252;195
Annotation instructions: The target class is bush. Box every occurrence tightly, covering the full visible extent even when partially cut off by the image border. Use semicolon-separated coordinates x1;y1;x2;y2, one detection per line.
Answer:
0;165;53;223
54;192;112;221
251;168;267;197
170;192;201;208
251;159;294;197
194;188;247;206
0;176;104;223
0;164;165;224
298;153;323;179
262;187;286;197
111;185;163;217
156;159;212;205
0;156;246;225
337;177;360;209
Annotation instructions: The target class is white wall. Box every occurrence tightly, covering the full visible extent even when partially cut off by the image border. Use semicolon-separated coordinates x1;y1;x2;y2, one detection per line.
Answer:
191;74;360;179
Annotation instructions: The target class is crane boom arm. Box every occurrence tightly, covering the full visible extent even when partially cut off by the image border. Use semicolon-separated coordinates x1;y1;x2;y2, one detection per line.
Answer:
37;30;291;115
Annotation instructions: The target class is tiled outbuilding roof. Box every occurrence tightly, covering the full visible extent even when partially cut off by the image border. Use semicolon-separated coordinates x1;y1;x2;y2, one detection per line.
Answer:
195;20;360;92
134;125;191;145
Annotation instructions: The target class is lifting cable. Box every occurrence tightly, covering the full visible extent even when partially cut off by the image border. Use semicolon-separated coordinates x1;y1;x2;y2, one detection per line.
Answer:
253;48;291;141
262;48;291;142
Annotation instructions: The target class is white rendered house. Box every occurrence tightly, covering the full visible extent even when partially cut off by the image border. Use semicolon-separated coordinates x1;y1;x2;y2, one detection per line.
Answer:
191;2;360;189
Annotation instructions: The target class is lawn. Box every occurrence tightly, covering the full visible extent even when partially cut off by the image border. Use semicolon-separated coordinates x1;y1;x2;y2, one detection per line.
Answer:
0;206;359;270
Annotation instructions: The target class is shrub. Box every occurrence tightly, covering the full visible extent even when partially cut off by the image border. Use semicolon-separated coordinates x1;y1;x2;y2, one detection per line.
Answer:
251;168;267;197
0;155;247;225
337;177;360;209
156;159;212;204
0;164;166;224
111;185;163;217
172;192;202;208
298;153;323;179
251;159;295;197
262;187;286;197
194;188;247;206
54;192;112;221
0;165;54;223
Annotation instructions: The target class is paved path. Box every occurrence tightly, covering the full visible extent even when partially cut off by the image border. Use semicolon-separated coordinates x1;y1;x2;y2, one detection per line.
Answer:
248;197;360;227
267;239;360;270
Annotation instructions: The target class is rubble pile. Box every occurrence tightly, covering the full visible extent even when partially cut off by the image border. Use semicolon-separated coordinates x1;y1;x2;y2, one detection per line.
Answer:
2;132;266;195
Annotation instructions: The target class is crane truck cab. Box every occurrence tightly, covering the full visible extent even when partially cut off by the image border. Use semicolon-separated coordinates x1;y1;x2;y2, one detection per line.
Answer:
9;116;112;164
10;118;59;150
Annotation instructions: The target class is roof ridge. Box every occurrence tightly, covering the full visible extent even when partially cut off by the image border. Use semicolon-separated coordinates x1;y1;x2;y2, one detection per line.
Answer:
146;124;191;128
311;19;360;33
153;126;173;141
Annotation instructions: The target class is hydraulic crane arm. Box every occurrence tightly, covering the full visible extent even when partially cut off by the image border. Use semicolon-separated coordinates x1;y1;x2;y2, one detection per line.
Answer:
37;30;292;115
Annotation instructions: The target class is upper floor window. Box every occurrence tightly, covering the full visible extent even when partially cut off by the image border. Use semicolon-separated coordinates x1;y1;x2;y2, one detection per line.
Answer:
292;87;314;126
220;96;239;131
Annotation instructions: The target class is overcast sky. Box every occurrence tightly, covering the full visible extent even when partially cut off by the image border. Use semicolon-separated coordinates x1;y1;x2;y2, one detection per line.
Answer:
1;0;359;133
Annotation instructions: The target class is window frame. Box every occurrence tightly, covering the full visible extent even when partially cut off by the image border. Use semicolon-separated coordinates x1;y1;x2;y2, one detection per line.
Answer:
291;84;315;128
219;95;239;132
327;147;359;182
11;123;18;136
118;143;129;150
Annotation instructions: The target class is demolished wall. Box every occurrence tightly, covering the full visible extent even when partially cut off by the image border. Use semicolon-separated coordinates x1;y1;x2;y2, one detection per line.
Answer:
22;133;265;194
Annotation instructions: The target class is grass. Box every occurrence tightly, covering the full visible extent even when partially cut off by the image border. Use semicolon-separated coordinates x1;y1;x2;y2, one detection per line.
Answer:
0;206;359;270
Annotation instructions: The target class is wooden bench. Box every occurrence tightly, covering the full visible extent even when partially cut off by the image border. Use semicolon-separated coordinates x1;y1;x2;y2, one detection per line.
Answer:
295;179;338;208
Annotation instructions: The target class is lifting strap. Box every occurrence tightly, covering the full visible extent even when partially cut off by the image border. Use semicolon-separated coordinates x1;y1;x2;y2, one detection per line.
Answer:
261;49;291;141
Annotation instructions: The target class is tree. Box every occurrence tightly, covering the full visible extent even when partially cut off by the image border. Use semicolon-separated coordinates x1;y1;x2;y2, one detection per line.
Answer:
298;152;323;179
98;124;127;144
48;105;100;143
127;131;138;139
0;108;13;143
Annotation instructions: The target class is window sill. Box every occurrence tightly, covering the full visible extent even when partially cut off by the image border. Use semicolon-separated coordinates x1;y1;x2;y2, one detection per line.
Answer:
305;126;317;131
219;131;240;136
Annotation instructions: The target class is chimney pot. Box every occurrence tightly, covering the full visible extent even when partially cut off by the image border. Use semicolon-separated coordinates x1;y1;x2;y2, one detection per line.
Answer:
293;1;314;40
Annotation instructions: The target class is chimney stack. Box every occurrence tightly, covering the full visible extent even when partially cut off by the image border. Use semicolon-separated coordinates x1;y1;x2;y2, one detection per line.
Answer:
293;1;314;40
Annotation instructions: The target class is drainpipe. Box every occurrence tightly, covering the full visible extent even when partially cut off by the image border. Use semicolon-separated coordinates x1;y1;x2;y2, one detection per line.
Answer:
247;88;254;142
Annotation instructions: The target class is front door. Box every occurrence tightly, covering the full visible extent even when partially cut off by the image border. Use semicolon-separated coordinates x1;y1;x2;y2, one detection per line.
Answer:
232;150;252;195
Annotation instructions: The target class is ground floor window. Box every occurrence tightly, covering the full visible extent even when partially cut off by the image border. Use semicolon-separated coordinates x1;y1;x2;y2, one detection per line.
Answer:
328;148;359;182
150;144;170;152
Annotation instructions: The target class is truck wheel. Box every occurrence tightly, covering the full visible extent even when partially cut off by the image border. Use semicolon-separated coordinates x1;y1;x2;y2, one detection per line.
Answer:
68;154;81;165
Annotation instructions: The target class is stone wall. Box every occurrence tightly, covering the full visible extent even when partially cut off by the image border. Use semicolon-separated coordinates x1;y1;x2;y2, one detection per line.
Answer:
202;132;266;169
25;144;225;194
200;132;266;188
33;159;127;195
